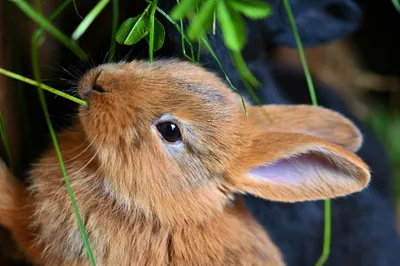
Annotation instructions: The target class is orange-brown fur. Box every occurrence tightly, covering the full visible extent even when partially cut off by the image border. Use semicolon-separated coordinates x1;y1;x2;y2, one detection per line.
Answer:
0;59;370;265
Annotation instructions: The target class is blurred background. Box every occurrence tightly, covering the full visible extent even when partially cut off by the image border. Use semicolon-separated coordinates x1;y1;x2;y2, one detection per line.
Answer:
0;0;399;265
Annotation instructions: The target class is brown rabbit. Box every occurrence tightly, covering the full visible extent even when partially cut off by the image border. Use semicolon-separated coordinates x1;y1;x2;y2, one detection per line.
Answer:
0;59;370;266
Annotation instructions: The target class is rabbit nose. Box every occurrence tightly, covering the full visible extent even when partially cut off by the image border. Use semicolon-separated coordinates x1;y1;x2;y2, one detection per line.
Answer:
82;83;105;99
81;70;106;100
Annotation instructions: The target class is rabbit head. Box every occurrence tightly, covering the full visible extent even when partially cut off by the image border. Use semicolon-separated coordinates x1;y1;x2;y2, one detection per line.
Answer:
76;59;370;227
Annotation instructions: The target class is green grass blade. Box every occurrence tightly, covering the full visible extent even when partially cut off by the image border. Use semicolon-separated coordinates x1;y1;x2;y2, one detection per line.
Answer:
0;68;87;106
281;1;328;265
72;0;110;41
148;0;158;62
107;0;119;62
72;0;83;19
230;51;260;87
0;113;13;172
392;0;400;12
32;27;96;266
10;0;87;60
150;2;196;62
282;0;318;106
201;37;247;115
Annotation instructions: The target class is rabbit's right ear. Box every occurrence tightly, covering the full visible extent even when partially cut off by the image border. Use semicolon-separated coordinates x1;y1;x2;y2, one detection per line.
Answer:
249;105;363;152
229;132;370;202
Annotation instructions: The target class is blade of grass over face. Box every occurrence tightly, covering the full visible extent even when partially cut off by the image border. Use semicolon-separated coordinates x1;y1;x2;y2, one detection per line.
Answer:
0;68;87;106
10;0;88;60
0;113;13;172
31;23;96;266
148;0;158;62
282;1;328;265
72;0;110;41
107;0;119;62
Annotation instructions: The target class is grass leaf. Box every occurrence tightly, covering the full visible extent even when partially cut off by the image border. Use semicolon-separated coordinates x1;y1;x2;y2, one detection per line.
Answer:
10;0;88;60
72;0;83;19
392;0;400;13
231;51;260;87
146;0;196;61
201;37;248;115
116;6;151;45
216;0;246;52
72;0;110;40
107;0;119;62
170;0;200;20
0;67;87;106
31;4;95;265
145;18;165;52
282;0;318;106
280;0;324;264
147;0;158;62
228;0;272;19
187;0;217;41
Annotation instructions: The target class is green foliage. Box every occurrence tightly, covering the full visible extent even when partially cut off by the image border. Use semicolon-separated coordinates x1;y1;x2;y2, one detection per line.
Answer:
72;0;110;40
145;14;165;52
10;0;87;60
170;0;200;20
116;15;151;45
187;0;217;41
169;0;272;89
229;0;272;19
147;0;159;62
107;0;119;62
392;0;400;13
216;0;246;52
116;1;165;55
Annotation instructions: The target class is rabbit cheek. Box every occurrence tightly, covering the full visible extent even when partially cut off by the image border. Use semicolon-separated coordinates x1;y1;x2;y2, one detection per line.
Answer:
79;96;137;147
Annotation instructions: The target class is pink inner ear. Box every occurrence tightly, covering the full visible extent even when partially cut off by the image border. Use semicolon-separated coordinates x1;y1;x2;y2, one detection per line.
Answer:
248;150;349;185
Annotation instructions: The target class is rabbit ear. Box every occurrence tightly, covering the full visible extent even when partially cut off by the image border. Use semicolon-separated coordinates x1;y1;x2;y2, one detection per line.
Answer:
249;105;363;152
231;132;370;202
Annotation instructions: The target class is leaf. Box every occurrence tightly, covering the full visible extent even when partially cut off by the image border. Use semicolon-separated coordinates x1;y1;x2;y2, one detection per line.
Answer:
145;18;165;52
170;0;200;20
72;0;110;40
187;0;217;41
116;10;151;45
228;0;272;19
217;0;246;51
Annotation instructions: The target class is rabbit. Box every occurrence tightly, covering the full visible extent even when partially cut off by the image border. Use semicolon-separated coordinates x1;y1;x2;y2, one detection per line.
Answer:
0;59;370;266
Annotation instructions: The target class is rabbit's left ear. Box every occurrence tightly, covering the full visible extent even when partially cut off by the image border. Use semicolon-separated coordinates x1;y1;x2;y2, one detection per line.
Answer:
229;132;370;202
249;105;363;152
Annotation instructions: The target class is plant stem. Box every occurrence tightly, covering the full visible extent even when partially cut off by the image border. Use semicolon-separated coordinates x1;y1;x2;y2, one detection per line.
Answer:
0;68;87;106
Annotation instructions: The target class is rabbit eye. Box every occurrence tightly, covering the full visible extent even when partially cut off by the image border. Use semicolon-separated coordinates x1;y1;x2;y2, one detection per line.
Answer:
156;122;182;143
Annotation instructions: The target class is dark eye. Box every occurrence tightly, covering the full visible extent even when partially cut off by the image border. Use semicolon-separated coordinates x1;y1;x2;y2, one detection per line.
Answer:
156;122;182;143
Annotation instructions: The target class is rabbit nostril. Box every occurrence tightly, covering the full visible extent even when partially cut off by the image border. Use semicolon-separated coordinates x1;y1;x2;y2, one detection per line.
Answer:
81;87;93;100
93;83;106;93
